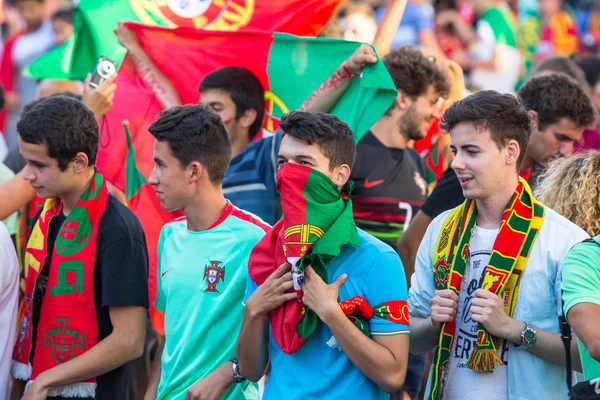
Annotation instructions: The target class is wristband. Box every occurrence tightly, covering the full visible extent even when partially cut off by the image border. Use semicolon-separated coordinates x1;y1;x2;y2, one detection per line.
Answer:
341;61;357;79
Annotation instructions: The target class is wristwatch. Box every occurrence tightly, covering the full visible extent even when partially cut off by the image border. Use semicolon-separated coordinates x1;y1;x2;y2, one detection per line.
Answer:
231;358;246;383
516;323;537;349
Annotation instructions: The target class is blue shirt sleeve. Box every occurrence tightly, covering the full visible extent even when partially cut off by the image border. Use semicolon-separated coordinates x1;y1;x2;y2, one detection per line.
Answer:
243;274;259;305
363;250;410;336
415;3;435;32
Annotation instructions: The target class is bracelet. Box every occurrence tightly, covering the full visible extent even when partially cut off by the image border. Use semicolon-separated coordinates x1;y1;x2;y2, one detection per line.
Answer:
341;61;357;79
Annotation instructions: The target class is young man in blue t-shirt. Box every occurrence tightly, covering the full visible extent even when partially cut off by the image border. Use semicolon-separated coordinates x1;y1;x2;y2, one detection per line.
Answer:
237;111;410;399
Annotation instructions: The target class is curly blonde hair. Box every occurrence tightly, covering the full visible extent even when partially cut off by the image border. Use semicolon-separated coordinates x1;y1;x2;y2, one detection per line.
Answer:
534;151;600;237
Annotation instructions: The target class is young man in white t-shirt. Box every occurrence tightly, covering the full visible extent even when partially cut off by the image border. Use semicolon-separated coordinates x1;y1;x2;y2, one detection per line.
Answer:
0;221;19;398
408;90;588;399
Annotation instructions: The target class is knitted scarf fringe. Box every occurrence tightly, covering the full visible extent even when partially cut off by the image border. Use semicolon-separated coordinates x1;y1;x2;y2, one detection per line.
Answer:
25;381;97;398
11;361;31;381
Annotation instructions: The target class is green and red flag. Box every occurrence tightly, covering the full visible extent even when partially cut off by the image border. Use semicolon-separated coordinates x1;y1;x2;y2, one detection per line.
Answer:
96;23;396;334
248;164;409;354
248;163;360;354
26;0;343;80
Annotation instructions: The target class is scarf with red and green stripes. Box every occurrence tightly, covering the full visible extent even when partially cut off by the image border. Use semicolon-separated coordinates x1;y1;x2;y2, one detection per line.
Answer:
428;178;545;399
12;171;108;398
248;163;408;354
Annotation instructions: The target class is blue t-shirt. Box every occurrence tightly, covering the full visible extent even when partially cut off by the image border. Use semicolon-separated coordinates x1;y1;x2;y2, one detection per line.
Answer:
244;229;409;400
223;133;281;225
375;1;435;48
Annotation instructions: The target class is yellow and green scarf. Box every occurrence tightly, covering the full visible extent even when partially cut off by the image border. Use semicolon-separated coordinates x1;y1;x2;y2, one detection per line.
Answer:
428;178;545;399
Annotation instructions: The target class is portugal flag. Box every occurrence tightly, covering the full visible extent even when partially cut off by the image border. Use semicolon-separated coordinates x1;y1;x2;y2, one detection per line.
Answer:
97;23;396;334
26;0;343;80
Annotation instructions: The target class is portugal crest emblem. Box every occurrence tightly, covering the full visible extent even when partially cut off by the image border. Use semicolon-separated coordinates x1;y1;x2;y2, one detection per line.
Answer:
130;0;254;31
44;318;85;364
204;261;225;293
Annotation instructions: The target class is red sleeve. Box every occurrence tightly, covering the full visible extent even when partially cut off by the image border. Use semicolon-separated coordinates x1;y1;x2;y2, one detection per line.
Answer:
0;34;20;135
0;34;20;93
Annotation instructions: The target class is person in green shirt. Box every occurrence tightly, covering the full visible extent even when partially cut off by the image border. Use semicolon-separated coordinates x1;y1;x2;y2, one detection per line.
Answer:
144;104;270;400
562;237;600;380
536;150;600;380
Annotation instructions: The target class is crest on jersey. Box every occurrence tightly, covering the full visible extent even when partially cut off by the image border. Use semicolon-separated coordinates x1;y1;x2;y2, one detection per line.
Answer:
204;260;225;292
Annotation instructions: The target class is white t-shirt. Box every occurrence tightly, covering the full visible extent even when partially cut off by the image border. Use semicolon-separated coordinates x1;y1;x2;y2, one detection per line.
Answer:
443;226;508;400
469;20;522;94
0;222;19;398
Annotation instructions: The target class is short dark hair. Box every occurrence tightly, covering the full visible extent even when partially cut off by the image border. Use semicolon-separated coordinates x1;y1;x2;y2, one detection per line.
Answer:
383;46;450;99
440;91;531;168
279;111;356;170
22;91;82;115
518;72;597;131
52;7;73;24
199;67;265;140
578;57;600;88
148;104;232;184
18;95;99;171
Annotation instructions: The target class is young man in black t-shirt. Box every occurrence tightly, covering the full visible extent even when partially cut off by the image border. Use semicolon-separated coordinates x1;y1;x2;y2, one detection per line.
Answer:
349;46;450;400
12;95;148;400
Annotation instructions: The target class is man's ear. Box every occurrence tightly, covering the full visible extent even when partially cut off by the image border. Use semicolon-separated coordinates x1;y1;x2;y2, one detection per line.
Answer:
396;90;410;110
506;139;520;168
528;110;539;133
239;108;258;129
71;152;90;173
332;164;352;189
188;161;204;184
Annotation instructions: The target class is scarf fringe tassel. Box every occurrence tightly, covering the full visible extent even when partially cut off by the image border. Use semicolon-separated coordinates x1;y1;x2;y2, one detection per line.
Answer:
24;380;97;398
11;361;31;381
466;348;504;372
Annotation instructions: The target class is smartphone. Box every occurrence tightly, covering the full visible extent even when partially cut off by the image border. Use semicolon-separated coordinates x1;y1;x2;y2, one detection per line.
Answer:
89;56;117;88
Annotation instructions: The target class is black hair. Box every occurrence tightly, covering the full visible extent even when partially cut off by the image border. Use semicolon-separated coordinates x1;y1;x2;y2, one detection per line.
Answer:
518;72;597;131
441;91;531;168
51;7;74;24
279;111;356;170
18;95;99;171
148;104;232;184
199;67;265;140
383;46;450;99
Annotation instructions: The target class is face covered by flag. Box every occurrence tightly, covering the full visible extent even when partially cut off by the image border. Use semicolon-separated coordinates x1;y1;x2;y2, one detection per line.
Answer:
248;163;360;354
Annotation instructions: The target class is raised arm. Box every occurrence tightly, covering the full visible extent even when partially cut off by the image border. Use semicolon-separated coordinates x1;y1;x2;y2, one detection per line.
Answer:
372;0;408;58
299;44;377;113
115;23;182;109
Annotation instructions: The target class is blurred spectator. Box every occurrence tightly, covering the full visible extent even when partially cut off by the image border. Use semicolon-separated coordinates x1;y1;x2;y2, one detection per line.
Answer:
50;6;72;45
535;0;578;64
445;0;521;94
575;56;600;151
374;0;444;55
0;0;55;152
337;2;378;43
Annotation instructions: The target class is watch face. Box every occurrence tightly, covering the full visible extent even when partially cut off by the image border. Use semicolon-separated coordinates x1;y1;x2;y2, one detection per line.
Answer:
523;328;536;345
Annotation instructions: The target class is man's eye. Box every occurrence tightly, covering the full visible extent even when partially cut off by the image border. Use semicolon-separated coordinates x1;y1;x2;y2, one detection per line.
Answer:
277;160;287;166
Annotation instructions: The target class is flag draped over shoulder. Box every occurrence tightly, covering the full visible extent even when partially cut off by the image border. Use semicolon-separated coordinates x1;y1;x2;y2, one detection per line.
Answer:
26;0;343;80
96;23;396;334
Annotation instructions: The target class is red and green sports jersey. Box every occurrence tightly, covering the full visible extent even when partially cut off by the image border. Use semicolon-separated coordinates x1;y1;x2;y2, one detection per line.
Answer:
350;132;429;249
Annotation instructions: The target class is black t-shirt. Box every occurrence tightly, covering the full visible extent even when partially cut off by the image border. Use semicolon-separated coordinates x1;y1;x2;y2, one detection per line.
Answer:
420;166;464;219
350;131;429;249
30;195;149;400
